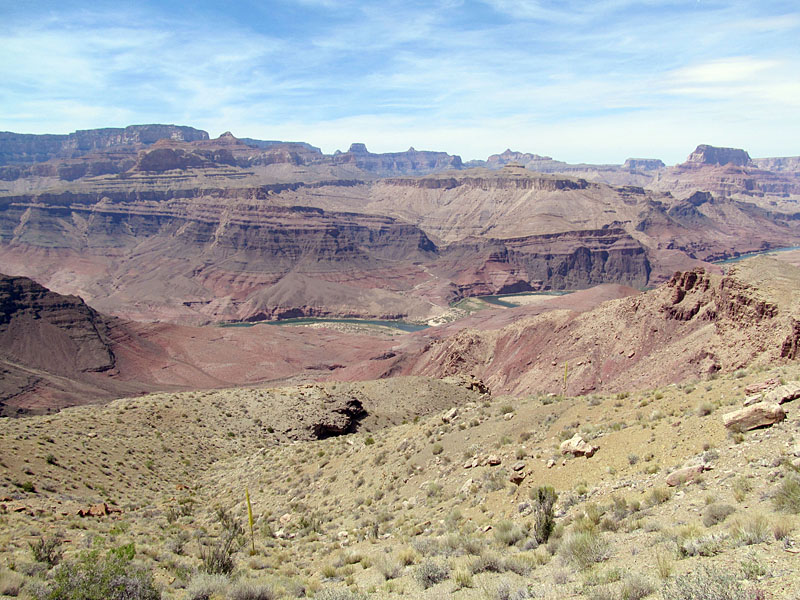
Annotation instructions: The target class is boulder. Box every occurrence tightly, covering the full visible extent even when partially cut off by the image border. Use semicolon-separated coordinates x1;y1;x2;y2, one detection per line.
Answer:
764;382;800;405
486;454;502;466
745;378;780;395
77;502;121;517
512;461;526;472
722;402;786;431
442;407;458;423
666;464;710;487
560;434;598;458
509;472;526;485
743;393;763;407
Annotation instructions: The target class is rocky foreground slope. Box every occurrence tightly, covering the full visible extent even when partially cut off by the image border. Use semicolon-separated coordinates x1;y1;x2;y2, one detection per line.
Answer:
0;356;798;599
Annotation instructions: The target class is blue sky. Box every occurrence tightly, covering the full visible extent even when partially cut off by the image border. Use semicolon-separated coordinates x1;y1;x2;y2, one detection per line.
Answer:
1;1;798;163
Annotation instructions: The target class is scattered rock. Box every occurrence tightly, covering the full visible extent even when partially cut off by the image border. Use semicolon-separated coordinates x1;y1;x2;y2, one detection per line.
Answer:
722;402;786;431
743;393;763;407
666;464;711;487
547;459;556;468
560;434;598;458
309;395;367;440
486;454;502;466
504;413;514;421
512;461;526;472
745;378;780;395
77;503;122;517
763;382;800;405
442;407;458;423
509;472;526;485
460;479;475;494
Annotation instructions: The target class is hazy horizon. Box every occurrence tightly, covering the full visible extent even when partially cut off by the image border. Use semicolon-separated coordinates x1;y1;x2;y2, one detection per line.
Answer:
2;1;798;164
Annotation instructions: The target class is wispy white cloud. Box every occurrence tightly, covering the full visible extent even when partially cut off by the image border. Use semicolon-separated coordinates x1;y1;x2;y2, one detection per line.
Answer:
0;1;798;163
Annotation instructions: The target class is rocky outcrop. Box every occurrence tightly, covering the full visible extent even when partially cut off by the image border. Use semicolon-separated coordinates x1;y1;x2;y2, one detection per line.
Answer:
332;143;463;175
666;464;710;487
623;158;665;171
763;382;800;405
441;228;651;294
722;402;786;431
309;395;367;439
751;157;800;173
0;274;115;374
560;434;598;458
0;273;119;415
371;257;800;398
685;145;752;167
0;125;209;166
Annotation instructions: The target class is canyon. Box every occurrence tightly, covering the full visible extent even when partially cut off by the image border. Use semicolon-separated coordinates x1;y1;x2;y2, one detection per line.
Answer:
1;125;799;413
1;127;798;327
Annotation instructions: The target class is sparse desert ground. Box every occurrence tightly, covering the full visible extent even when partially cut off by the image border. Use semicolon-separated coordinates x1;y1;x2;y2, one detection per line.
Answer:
2;364;799;599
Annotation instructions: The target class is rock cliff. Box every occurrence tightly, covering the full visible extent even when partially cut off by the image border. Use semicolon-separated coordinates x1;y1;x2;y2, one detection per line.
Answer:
685;144;752;166
0;125;209;166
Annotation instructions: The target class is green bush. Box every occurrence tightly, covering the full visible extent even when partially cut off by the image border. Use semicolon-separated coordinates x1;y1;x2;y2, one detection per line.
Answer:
29;535;63;566
531;485;558;544
34;548;159;600
200;532;238;575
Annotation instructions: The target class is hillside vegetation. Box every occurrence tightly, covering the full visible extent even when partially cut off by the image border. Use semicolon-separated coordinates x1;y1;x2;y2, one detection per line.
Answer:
2;362;800;599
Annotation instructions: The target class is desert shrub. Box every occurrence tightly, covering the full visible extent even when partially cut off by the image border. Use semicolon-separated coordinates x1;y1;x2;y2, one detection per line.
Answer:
646;487;671;506
34;548;159;600
772;516;794;540
470;553;504;574
200;532;238;575
495;580;536;600
559;530;611;570
739;553;767;580
678;533;726;558
494;520;528;546
29;535;63;566
229;581;276;600
186;573;230;600
503;555;532;576
661;567;762;600
314;588;367;600
531;485;558;544
773;474;800;513
414;559;450;589
0;568;25;597
696;402;714;416
732;477;752;503
621;574;655;600
375;557;401;580
655;554;673;580
431;442;443;455
702;504;735;527
452;567;473;590
397;547;418;565
460;536;485;555
730;514;770;546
